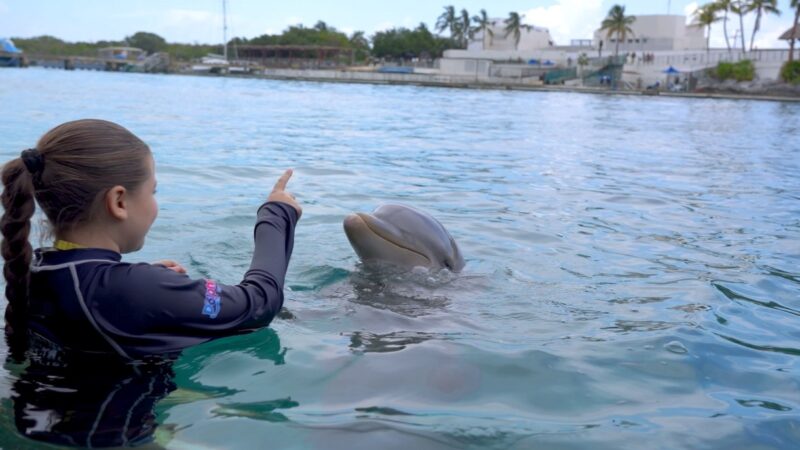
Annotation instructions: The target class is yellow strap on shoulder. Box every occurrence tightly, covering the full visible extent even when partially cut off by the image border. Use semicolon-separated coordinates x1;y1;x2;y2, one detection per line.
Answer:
53;240;86;251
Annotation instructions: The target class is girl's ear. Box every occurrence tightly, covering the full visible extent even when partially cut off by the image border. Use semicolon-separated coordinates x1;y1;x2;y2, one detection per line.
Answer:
105;186;128;220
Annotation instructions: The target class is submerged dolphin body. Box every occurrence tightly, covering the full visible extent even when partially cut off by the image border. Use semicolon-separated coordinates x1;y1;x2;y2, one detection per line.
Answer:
343;204;465;272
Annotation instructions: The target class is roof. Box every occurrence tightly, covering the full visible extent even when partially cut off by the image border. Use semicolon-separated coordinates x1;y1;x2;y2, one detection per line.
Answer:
98;46;144;52
779;24;800;41
236;45;353;51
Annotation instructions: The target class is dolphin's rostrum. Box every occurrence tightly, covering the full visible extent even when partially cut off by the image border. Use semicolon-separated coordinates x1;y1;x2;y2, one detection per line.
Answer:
343;204;465;272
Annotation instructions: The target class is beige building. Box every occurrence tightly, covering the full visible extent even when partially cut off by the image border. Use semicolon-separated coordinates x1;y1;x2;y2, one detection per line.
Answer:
468;20;554;51
593;15;705;52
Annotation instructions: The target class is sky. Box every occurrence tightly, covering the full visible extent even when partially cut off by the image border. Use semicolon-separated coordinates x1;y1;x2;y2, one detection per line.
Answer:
0;0;796;49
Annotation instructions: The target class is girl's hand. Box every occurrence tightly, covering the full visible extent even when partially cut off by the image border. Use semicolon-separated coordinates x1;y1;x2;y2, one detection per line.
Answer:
154;260;187;274
268;169;303;219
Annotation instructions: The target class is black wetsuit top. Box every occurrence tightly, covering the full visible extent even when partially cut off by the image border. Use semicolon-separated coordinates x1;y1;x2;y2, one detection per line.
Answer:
26;201;298;360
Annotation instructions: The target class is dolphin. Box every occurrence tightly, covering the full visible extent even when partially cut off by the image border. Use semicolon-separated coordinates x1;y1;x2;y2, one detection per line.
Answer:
343;204;465;272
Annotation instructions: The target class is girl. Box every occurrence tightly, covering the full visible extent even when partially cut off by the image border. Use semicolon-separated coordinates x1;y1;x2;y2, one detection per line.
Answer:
1;119;302;360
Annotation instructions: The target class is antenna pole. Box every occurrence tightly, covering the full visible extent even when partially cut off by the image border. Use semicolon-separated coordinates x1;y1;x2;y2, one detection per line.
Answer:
223;0;228;60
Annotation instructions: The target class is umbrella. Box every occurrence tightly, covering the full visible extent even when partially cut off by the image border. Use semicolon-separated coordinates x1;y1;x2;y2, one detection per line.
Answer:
662;66;687;92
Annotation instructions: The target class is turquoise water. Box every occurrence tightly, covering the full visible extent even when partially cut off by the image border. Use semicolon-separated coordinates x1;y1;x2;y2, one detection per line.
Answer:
1;68;799;449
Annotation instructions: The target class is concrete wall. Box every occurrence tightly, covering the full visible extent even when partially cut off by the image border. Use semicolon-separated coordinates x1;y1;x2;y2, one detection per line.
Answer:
468;20;553;51
439;58;493;77
259;67;544;86
621;49;791;85
439;50;572;76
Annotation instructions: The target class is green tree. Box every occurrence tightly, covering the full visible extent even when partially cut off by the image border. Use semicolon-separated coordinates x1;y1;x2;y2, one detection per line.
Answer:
731;1;748;51
349;31;370;62
372;24;457;60
435;6;459;38
504;12;532;50
790;0;800;63
126;31;167;55
249;23;350;47
712;0;733;52
600;5;636;57
471;9;494;50
746;0;780;51
458;9;472;48
693;4;722;59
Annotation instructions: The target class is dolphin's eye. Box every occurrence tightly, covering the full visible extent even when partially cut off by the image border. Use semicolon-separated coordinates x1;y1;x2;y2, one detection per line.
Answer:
443;261;452;270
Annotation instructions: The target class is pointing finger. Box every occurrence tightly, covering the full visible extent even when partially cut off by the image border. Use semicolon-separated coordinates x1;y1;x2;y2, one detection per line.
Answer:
273;169;293;192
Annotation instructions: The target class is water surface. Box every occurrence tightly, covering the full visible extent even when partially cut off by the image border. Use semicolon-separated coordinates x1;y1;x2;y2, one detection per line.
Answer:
0;68;799;449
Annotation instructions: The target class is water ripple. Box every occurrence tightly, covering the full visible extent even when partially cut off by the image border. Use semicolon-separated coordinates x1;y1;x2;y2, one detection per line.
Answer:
0;69;798;449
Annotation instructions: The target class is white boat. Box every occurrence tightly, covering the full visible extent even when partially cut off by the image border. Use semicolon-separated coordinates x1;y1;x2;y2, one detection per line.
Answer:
191;54;229;73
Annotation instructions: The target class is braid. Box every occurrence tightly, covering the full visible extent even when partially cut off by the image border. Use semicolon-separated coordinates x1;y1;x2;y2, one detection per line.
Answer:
1;158;36;325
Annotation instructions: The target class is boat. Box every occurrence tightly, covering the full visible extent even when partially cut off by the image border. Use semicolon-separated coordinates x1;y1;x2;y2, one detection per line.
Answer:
188;1;246;74
191;54;230;73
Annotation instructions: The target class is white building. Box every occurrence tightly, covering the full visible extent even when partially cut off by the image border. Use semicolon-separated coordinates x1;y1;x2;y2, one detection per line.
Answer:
469;20;554;51
593;15;705;53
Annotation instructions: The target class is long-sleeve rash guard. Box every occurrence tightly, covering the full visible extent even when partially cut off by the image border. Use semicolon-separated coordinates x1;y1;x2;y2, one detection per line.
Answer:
26;201;298;360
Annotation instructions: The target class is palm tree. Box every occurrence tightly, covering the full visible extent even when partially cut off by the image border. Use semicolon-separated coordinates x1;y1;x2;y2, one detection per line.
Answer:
600;5;636;57
791;0;800;63
746;0;780;51
504;12;532;50
472;9;494;50
781;0;800;64
459;9;473;48
693;5;722;59
731;0;748;51
436;6;459;39
349;31;370;62
714;0;733;52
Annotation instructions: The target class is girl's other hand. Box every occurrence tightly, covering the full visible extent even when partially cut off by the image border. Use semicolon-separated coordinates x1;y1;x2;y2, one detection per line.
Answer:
154;260;187;274
267;169;303;219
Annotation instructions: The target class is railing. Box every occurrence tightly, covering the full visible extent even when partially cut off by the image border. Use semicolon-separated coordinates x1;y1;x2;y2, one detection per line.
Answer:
626;49;791;68
544;68;578;84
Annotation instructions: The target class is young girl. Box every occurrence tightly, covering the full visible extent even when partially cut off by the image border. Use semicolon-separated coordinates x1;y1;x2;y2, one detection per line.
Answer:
1;118;302;360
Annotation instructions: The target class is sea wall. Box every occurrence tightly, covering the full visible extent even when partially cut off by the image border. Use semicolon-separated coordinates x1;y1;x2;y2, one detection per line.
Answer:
260;68;544;88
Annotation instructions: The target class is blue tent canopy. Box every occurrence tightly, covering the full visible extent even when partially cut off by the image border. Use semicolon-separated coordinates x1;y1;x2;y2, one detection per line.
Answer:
1;38;22;53
662;66;681;74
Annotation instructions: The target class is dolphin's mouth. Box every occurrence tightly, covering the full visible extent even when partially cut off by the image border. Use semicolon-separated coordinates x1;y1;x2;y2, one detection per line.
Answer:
347;213;431;264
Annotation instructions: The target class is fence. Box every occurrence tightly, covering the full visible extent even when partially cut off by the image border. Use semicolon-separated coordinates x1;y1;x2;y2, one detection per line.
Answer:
628;49;791;68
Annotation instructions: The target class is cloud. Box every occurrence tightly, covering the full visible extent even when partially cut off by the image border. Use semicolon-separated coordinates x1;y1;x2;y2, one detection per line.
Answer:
284;16;303;27
165;9;220;25
751;13;792;50
707;7;793;50
521;0;604;45
684;2;699;21
371;21;395;33
156;9;225;43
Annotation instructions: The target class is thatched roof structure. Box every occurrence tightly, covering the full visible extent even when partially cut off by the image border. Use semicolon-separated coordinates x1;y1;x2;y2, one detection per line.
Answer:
779;24;800;41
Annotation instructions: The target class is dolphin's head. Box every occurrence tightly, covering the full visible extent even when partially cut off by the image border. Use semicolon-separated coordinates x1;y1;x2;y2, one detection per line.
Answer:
343;204;465;272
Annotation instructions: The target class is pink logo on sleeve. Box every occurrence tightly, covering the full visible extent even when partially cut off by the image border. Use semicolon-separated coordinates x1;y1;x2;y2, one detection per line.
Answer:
202;279;222;319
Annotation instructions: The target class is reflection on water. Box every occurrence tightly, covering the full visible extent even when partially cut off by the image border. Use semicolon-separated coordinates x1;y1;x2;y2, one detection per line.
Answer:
4;332;176;448
1;69;799;448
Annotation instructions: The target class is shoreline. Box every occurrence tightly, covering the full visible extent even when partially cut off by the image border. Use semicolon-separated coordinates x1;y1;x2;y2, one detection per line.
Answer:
185;68;800;103
23;64;800;103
